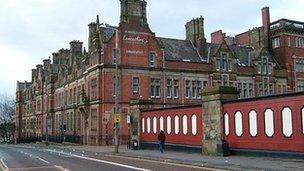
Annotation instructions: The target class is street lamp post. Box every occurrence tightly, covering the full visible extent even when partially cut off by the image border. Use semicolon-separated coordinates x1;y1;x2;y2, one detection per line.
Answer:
113;27;120;154
101;23;120;153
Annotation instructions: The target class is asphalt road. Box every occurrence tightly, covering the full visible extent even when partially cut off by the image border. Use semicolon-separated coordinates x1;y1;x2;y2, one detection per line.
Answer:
0;144;213;171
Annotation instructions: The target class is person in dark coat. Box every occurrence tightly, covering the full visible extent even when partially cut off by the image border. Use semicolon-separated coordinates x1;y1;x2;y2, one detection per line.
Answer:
157;130;166;153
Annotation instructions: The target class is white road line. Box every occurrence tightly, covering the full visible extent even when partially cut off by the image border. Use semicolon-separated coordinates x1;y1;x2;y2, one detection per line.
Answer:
37;157;50;164
71;154;151;171
54;165;70;171
46;150;151;171
0;158;9;171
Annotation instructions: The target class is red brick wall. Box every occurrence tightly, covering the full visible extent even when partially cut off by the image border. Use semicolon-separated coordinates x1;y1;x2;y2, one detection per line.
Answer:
211;30;224;44
141;105;203;146
235;32;249;46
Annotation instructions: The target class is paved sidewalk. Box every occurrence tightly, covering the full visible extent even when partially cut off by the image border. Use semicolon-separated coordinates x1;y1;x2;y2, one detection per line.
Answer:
39;143;304;171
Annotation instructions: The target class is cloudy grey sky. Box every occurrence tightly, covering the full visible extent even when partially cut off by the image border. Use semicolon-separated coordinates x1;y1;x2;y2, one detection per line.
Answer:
0;0;303;97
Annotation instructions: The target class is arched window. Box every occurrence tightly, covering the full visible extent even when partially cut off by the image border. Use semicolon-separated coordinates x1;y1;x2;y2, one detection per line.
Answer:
166;116;171;134
282;107;293;137
235;111;243;136
174;115;179;134
142;118;145;133
224;113;229;136
159;116;164;131
191;114;197;135
153;117;157;134
249;110;257;136
147;117;151;133
182;115;188;135
264;109;274;137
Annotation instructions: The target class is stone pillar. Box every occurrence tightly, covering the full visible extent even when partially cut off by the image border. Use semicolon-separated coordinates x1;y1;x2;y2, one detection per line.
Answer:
129;99;153;149
202;86;239;155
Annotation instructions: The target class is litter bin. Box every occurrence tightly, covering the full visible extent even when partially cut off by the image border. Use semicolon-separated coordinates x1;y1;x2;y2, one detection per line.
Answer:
217;140;230;156
131;139;139;150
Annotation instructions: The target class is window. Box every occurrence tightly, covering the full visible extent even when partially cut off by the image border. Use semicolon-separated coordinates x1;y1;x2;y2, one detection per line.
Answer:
264;109;274;137
66;112;70;131
166;79;172;98
287;36;291;47
90;109;97;131
153;117;157;134
91;78;97;100
216;59;220;70
185;80;190;99
235;112;243;136
222;74;229;86
147;117;151;133
295;58;304;72
224;113;229;136
142;118;145;133
282;107;293;137
150;78;161;98
295;37;304;48
174;115;179;134
297;79;304;92
261;57;268;74
269;84;273;95
272;37;280;48
182;115;188;135
132;77;139;93
77;112;81;131
149;52;156;67
167;116;171;134
191;80;202;99
70;112;74;131
159;116;164;131
222;58;228;71
248;83;254;97
258;77;270;96
249;110;257;136
173;80;179;98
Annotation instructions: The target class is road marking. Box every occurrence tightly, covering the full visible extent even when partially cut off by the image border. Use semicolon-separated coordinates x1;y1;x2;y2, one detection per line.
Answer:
9;166;65;170
37;157;50;164
0;158;8;171
46;150;151;171
54;165;70;171
105;154;223;171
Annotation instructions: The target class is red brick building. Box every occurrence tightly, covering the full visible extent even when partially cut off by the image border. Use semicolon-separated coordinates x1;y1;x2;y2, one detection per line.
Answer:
15;1;303;145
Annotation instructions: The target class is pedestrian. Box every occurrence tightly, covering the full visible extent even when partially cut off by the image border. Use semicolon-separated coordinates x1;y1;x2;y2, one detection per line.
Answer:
157;130;166;153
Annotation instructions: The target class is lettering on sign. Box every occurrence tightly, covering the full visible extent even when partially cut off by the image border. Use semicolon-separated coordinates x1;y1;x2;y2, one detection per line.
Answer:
126;50;144;55
123;35;148;44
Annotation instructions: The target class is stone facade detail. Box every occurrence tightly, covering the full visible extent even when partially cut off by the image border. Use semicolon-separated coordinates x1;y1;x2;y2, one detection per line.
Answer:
202;86;239;155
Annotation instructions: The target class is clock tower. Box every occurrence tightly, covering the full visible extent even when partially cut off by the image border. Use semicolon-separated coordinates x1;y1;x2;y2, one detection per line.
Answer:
120;0;147;25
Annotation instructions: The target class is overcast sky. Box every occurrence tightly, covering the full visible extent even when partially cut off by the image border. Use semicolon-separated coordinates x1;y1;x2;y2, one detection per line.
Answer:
0;0;303;97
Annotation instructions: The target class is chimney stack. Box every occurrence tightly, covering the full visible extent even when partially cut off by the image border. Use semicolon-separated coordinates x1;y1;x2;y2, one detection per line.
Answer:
262;7;270;48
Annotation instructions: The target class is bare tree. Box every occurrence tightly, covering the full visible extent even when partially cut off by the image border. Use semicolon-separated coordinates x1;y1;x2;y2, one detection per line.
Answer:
0;94;15;143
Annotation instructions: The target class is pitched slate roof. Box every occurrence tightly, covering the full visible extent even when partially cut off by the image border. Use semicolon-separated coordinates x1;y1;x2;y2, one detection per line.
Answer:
156;37;202;62
100;26;116;42
207;43;254;66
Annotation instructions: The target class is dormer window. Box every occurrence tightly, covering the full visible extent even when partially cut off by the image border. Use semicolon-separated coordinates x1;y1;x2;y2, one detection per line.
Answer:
149;52;156;67
260;56;272;75
216;52;230;72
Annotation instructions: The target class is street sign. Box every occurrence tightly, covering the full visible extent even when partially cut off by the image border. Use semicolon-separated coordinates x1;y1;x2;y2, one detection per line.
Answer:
114;113;121;123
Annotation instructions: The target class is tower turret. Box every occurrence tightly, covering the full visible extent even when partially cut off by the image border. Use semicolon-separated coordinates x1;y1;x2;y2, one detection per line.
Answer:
120;0;147;25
